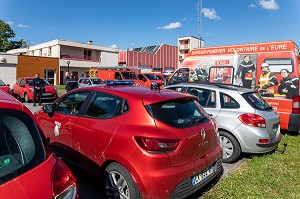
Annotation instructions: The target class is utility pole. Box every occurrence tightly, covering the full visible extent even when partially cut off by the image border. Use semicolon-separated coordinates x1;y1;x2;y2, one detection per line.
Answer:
198;0;203;48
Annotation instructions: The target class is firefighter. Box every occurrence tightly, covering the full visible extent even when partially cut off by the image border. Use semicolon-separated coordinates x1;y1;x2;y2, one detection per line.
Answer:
235;55;255;89
192;63;208;84
258;63;278;97
278;69;299;99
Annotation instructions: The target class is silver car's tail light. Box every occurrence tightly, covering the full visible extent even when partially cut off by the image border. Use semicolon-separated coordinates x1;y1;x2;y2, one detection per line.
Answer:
238;113;266;128
258;139;270;144
292;96;300;114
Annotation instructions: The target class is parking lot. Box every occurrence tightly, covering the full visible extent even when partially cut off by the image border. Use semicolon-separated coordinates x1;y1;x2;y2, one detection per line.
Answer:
25;102;247;198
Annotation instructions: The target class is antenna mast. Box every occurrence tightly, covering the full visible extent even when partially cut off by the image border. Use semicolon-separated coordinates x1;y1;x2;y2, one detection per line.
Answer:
198;0;203;48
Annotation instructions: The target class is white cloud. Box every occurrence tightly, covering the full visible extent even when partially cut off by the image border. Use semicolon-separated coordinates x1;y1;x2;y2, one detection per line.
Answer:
259;0;279;10
201;8;221;20
182;17;187;21
6;21;15;25
109;44;118;48
158;22;182;30
16;24;29;28
248;4;257;8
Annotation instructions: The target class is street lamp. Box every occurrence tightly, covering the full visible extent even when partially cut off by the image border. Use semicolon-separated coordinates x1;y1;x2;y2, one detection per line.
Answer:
66;61;70;74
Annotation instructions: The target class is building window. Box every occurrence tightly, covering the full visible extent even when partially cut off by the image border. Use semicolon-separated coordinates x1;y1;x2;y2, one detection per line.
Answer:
48;47;52;56
39;49;42;56
44;69;55;85
84;50;92;60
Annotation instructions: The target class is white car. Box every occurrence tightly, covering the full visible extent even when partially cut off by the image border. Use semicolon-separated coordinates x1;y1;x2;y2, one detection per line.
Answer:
165;83;282;163
78;77;104;88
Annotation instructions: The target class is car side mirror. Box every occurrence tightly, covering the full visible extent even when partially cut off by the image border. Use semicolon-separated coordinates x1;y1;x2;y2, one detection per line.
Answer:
7;84;10;86
43;104;55;117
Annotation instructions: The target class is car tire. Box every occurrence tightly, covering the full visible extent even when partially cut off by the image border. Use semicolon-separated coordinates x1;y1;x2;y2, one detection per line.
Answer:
24;93;30;103
104;162;142;199
219;130;241;163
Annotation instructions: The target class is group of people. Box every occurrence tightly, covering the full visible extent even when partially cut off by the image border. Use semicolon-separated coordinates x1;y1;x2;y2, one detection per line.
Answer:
188;55;298;99
32;72;79;106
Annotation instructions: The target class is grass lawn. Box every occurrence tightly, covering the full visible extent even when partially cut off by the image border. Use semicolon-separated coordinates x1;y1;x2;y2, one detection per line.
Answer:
201;132;300;198
55;85;67;97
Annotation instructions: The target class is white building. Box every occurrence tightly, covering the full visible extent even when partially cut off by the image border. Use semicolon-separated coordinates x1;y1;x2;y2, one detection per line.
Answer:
178;36;204;65
7;39;119;84
0;53;18;86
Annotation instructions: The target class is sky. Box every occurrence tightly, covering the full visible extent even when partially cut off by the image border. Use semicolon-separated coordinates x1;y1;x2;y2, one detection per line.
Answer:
1;0;300;50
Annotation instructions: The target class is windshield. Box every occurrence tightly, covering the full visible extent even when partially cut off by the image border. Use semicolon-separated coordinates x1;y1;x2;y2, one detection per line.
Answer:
26;79;50;86
122;72;138;79
0;109;46;185
91;78;103;84
148;98;208;128
242;92;272;110
144;74;158;80
0;80;5;86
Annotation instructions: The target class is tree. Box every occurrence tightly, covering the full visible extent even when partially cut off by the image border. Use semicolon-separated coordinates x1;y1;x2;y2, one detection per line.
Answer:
0;19;22;52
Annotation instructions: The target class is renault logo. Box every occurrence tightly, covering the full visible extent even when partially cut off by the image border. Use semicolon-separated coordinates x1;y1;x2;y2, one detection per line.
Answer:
201;127;206;140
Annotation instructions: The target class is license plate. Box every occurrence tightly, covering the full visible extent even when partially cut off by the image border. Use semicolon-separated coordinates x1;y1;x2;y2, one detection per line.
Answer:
191;165;215;185
43;93;52;96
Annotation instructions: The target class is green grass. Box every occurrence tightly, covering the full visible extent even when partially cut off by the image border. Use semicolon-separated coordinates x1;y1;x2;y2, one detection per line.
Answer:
55;85;67;96
201;133;300;198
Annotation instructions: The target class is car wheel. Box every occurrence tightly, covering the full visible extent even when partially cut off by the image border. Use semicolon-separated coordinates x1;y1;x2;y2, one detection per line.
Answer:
219;130;241;163
104;162;142;199
24;93;30;103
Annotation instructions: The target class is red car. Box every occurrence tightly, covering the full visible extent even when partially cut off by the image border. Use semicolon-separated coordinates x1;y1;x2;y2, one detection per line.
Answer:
12;77;58;103
0;79;13;95
34;80;223;199
0;89;79;199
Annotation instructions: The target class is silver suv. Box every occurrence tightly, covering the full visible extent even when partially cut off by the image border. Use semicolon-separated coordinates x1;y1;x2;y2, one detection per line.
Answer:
165;83;282;163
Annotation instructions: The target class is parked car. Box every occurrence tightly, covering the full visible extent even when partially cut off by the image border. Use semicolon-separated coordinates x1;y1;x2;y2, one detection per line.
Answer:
142;73;164;87
165;83;282;163
78;77;104;88
12;77;58;103
0;89;79;199
0;79;13;95
34;80;223;199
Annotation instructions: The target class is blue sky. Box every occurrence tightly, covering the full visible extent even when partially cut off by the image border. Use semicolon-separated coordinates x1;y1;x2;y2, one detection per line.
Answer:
1;0;299;50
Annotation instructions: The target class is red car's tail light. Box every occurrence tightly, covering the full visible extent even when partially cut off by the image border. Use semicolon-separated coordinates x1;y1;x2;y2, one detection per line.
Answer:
51;158;78;199
292;96;300;114
238;113;266;128
135;137;180;153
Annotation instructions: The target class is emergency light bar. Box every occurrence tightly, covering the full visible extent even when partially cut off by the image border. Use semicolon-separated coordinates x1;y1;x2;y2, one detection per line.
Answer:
104;80;135;85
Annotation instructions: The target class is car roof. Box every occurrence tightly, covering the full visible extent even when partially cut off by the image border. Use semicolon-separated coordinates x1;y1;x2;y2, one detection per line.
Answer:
0;90;30;113
73;85;192;104
166;83;255;94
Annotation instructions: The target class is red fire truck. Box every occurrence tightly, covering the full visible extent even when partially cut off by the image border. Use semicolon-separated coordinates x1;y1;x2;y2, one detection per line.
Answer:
168;40;300;131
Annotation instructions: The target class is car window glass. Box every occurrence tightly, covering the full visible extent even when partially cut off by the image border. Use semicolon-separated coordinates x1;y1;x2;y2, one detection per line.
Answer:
0;109;45;184
56;92;90;115
115;72;122;80
187;88;216;108
26;79;33;86
149;98;208;128
242;92;272;110
220;92;240;109
20;79;25;85
85;92;122;119
91;78;102;84
0;80;5;86
42;79;50;86
166;86;185;92
84;79;90;84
